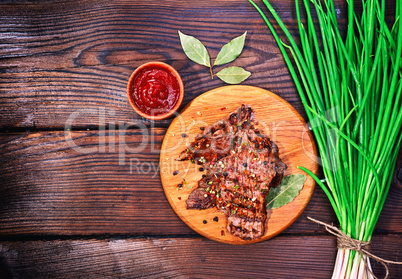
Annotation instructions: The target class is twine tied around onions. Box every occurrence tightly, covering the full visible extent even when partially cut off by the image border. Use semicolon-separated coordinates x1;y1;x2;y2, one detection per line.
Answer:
308;217;402;279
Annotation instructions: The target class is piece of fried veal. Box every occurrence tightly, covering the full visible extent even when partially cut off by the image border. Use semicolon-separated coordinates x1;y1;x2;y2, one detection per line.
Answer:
178;105;286;240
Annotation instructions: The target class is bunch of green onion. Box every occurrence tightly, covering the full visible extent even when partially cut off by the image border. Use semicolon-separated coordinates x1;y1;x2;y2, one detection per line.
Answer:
248;0;402;278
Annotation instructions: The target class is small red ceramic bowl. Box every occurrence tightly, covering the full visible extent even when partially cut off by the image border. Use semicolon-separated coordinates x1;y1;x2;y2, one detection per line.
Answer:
127;61;184;121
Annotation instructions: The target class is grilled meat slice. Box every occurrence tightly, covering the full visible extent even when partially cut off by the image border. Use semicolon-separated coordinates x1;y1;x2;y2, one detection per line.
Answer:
186;175;219;209
179;104;286;240
177;105;255;163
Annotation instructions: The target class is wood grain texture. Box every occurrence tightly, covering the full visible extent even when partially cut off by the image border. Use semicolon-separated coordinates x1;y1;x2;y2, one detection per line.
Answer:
1;235;401;279
160;85;318;244
0;0;334;129
0;0;401;277
0;128;195;235
0;129;401;236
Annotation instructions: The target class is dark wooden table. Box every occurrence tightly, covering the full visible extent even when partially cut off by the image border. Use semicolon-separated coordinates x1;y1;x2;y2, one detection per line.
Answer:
1;0;401;278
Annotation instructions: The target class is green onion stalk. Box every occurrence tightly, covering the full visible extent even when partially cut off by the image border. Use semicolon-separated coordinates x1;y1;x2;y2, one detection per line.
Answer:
248;0;402;278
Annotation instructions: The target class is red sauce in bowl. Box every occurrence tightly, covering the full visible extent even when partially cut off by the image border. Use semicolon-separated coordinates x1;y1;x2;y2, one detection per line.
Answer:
127;62;183;119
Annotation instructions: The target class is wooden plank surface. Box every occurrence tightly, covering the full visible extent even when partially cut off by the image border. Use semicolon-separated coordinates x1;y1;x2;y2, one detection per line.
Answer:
1;0;395;130
1;236;401;279
0;128;192;235
1;0;401;278
0;129;401;236
0;0;313;129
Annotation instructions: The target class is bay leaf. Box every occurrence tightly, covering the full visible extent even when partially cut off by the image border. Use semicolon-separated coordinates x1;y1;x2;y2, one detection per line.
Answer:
215;66;251;84
214;31;247;66
266;174;306;209
178;31;210;67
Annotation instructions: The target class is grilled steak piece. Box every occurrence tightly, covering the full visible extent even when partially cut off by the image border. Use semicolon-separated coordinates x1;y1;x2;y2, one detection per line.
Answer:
178;105;287;240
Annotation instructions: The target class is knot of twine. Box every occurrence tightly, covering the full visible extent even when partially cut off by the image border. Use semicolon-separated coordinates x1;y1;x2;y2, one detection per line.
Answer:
308;217;402;279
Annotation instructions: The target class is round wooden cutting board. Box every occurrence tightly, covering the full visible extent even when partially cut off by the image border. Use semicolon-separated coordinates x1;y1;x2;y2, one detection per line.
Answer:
160;85;318;244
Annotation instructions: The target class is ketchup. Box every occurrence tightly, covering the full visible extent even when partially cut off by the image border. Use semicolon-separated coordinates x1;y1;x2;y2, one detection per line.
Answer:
130;64;181;116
